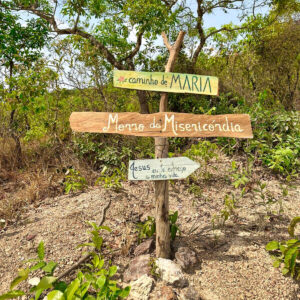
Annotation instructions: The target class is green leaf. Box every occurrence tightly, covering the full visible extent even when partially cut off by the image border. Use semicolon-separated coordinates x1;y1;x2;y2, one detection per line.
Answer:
76;282;90;297
101;166;108;175
35;276;57;291
87;221;99;231
119;286;131;298
96;275;106;289
92;254;100;268
108;266;117;277
92;235;103;251
98;259;104;269
284;247;297;266
65;185;72;194
64;278;80;300
170;211;178;224
37;242;45;260
53;281;68;292
34;289;43;300
42;261;58;275
84;296;96;300
77;243;94;248
279;244;287;253
10;268;30;290
286;239;299;246
77;272;84;282
84;273;95;282
30;261;46;272
282;267;289;275
266;241;279;251
0;291;25;300
290;252;297;277
98;225;112;232
46;290;65;300
273;259;281;268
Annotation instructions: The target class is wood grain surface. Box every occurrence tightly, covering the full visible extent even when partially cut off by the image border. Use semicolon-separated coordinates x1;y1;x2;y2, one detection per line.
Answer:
70;112;253;138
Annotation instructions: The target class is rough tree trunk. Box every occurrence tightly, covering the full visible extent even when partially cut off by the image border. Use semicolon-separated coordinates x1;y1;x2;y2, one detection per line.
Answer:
137;90;150;114
8;60;22;167
155;31;185;258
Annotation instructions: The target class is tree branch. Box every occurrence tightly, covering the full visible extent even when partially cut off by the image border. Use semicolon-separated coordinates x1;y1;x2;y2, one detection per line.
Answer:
162;32;172;51
11;6;125;70
121;31;144;63
204;0;243;13
192;0;206;65
74;12;80;31
163;31;186;73
206;24;249;39
161;0;178;9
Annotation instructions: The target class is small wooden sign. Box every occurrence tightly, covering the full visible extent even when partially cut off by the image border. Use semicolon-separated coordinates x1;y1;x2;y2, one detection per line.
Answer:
113;70;219;96
70;112;253;138
128;157;200;181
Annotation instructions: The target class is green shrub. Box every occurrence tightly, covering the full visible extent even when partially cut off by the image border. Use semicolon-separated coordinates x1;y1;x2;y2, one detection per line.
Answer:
64;168;87;194
266;216;300;280
216;94;300;177
95;165;125;191
184;140;219;179
136;211;181;242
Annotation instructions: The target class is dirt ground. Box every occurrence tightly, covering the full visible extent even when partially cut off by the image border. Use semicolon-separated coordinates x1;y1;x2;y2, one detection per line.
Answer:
0;157;299;299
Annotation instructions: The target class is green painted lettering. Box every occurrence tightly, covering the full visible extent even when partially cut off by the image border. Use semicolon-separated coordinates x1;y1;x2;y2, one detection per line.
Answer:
170;74;182;89
203;77;212;93
183;75;191;91
192;76;199;92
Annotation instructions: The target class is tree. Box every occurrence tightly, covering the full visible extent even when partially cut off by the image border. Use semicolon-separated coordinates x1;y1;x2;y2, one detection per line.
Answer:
3;0;291;113
3;0;180;113
0;6;49;163
201;16;300;110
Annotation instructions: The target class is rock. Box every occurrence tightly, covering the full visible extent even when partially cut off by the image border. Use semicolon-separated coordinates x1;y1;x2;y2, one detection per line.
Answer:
159;285;177;300
175;247;197;271
179;287;201;300
129;275;154;300
156;258;188;288
123;254;151;282
134;239;154;256
26;234;37;241
28;277;40;286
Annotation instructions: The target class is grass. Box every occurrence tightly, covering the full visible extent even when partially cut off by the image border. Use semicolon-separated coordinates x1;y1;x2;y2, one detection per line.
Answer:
0;138;98;220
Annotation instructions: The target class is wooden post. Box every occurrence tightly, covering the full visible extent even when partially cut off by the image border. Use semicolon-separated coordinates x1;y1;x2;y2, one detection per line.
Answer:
155;31;185;258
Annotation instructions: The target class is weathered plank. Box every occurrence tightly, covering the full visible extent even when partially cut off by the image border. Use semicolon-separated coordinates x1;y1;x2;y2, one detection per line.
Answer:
70;112;253;138
113;70;219;96
128;157;200;181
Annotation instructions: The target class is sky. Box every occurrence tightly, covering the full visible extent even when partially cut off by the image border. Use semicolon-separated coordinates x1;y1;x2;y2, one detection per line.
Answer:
11;0;270;87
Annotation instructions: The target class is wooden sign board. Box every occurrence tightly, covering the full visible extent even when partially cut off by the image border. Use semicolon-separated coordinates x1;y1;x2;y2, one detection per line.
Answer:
113;70;219;96
70;112;253;138
128;157;200;181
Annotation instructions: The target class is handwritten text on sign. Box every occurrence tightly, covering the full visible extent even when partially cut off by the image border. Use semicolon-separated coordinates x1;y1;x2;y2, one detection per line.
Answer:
113;70;219;96
128;157;200;181
70;112;253;138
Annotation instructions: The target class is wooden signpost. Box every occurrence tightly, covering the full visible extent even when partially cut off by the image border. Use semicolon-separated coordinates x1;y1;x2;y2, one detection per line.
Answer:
70;112;253;138
113;70;219;96
128;157;200;181
69;31;253;259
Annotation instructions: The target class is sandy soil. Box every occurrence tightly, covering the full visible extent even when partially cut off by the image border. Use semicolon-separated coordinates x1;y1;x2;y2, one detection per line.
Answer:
0;157;299;299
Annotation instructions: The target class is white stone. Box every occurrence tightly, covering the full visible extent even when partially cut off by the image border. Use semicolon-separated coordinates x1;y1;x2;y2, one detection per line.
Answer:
156;258;188;288
129;275;154;300
28;277;40;286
